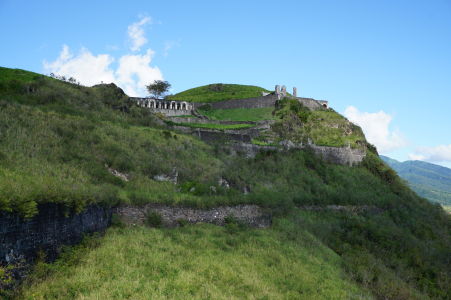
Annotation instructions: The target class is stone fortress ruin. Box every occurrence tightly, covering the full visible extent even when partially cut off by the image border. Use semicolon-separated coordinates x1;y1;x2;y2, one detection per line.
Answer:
130;85;329;116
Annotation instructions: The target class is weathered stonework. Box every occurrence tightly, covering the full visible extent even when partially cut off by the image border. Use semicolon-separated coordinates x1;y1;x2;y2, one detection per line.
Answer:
227;142;366;166
115;204;271;228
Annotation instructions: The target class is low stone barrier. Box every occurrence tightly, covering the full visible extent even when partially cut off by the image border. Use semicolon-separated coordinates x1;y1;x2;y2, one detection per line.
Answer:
114;204;272;228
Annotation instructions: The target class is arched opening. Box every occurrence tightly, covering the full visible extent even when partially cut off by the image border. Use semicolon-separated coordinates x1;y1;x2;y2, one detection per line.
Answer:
182;102;187;110
171;101;176;109
322;104;328;108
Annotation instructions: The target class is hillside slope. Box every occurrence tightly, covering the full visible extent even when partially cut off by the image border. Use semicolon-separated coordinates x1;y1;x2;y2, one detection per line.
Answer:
381;156;451;206
0;67;450;299
18;223;373;299
167;83;269;103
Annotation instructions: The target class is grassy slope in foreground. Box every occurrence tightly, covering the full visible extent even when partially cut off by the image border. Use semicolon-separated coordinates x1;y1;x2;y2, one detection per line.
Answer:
18;222;371;300
167;83;270;103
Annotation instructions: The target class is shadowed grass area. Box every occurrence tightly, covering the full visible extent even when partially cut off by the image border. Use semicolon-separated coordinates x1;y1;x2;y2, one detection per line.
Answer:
17;221;372;300
168;83;270;103
199;107;277;121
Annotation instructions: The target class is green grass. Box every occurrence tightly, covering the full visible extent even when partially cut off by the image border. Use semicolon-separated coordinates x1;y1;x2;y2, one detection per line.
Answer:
271;99;366;148
173;122;255;130
199;107;277;121
167;83;270;103
17;221;371;300
0;67;43;84
0;67;226;216
1;67;450;299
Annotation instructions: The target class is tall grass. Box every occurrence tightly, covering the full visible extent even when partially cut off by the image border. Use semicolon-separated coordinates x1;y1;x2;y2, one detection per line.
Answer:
17;221;371;300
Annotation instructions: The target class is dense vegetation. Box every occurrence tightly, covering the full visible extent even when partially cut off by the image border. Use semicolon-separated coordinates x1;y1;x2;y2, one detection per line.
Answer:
269;98;366;148
17;222;371;299
381;156;451;206
0;68;224;217
167;83;269;103
0;67;450;299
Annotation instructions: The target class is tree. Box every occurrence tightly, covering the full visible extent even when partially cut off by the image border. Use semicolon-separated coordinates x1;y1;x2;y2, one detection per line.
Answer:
146;80;171;98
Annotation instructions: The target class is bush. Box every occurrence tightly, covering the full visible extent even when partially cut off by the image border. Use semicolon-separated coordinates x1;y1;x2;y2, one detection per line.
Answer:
110;214;125;228
146;210;163;227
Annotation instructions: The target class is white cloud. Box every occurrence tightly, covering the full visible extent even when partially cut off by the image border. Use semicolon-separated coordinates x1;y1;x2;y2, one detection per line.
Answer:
43;45;116;86
116;49;163;96
43;45;163;96
43;16;164;96
128;16;152;52
409;145;451;163
344;106;407;153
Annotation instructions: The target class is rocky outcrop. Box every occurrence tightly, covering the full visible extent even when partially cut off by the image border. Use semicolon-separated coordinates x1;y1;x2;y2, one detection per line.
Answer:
114;204;271;228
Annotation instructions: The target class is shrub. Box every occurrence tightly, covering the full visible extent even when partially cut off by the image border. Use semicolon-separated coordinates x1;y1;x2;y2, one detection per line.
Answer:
146;210;163;228
177;218;189;227
110;214;125;228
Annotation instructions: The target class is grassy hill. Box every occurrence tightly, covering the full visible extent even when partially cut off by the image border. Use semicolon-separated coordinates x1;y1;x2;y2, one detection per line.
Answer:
0;67;450;299
18;222;372;299
381;156;451;206
167;83;270;103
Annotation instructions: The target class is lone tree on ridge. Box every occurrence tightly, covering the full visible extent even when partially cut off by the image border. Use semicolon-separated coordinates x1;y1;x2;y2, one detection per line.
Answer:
146;80;171;98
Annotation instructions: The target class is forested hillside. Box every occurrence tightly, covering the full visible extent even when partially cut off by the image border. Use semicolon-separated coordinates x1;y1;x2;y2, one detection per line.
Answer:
381;155;451;207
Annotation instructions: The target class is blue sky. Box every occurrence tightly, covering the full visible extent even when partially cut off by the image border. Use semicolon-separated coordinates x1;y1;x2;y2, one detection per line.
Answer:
1;0;450;166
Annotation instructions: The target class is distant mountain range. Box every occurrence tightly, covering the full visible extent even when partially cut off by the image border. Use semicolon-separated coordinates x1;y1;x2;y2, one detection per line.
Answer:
381;156;451;206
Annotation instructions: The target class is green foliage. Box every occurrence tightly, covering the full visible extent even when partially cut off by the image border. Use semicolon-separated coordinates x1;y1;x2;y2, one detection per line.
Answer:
199;107;276;121
0;68;223;216
167;83;269;103
17;224;371;299
381;155;451;206
146;80;171;98
110;214;125;228
1;67;450;299
145;210;163;227
272;98;366;148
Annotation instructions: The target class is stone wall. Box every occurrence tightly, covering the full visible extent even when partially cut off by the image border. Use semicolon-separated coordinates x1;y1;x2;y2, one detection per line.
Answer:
195;95;279;110
227;142;366;166
297;97;328;110
115;204;271;228
0;204;112;266
308;144;366;166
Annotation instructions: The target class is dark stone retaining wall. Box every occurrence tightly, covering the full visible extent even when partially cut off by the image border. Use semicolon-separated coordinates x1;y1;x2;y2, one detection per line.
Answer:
115;204;272;228
0;204;112;266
